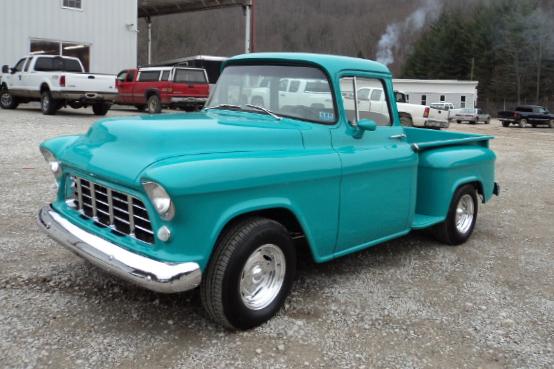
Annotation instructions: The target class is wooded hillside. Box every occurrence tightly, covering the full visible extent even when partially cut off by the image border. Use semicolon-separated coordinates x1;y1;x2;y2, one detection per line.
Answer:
138;0;554;110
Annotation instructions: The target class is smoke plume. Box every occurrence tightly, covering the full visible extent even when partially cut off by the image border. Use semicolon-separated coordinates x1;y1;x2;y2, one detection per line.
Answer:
376;0;442;66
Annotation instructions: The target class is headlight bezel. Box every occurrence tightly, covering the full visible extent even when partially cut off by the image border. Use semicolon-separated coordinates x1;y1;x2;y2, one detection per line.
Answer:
142;181;175;221
40;147;62;179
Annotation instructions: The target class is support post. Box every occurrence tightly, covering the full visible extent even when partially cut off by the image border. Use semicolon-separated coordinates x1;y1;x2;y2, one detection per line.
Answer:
147;16;152;65
244;4;251;53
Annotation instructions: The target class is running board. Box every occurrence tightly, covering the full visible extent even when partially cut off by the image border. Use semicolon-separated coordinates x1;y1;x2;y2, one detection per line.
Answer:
411;214;444;230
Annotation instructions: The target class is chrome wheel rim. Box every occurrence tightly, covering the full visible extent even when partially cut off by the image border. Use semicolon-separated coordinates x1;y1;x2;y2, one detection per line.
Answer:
240;244;286;310
455;194;474;234
42;94;50;111
1;92;12;106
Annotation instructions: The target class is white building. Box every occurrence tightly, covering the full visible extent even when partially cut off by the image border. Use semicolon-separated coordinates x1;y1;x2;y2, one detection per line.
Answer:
0;0;138;74
393;79;479;109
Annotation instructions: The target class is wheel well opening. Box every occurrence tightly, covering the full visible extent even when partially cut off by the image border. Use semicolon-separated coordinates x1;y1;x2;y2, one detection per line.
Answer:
40;84;50;93
468;181;484;202
145;90;159;99
218;208;313;259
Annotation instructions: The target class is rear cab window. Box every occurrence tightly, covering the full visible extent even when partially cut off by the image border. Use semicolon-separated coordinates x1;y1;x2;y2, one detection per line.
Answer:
173;69;207;84
34;57;82;72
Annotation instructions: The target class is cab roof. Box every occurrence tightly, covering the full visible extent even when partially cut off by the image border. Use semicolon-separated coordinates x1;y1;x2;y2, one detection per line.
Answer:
226;52;391;77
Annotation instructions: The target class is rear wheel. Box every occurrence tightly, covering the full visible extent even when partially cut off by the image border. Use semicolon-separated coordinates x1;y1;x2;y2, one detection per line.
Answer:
519;119;527;128
201;217;296;330
0;88;18;109
92;102;110;116
432;184;478;246
146;95;162;114
40;90;58;115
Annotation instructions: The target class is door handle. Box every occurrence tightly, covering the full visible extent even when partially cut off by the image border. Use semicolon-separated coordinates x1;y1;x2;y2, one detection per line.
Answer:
389;134;407;140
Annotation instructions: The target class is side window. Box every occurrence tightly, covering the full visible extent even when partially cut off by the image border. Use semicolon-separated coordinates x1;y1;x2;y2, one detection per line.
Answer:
14;58;26;72
357;88;370;101
421;95;427;106
161;70;170;81
116;71;128;82
138;71;161;82
440;95;445;102
461;96;466;108
370;89;382;101
279;79;288;92
340;77;391;126
289;80;300;93
126;71;135;82
23;58;31;72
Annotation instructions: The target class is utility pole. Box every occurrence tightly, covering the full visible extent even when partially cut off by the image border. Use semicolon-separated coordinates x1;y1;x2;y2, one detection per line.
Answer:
243;1;252;53
470;57;475;81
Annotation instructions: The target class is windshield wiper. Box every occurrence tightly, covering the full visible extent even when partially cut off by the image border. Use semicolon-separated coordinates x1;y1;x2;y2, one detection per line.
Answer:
204;104;243;111
245;104;283;120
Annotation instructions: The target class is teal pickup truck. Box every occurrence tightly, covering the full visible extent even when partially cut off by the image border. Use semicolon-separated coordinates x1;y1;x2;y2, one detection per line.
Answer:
38;53;499;330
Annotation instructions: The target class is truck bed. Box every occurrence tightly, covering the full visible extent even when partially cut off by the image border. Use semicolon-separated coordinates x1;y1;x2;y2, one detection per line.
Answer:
404;127;493;152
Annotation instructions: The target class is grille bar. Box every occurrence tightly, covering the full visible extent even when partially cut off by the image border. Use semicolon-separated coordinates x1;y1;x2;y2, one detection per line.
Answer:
71;176;154;244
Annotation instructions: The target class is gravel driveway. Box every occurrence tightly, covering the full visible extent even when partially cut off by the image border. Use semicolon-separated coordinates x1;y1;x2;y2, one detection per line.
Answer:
1;105;552;369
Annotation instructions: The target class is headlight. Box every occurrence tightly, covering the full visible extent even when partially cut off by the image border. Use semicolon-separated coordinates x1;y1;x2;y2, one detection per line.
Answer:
143;181;175;220
40;147;62;179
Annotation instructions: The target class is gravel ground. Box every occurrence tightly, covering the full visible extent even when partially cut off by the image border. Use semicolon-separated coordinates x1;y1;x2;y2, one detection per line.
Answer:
1;104;553;369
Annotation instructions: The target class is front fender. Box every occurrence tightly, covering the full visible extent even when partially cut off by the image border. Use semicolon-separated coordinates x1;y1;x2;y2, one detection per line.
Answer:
40;135;80;159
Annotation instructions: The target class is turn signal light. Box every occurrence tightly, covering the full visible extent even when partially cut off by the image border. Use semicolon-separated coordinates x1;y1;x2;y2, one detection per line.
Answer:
423;107;430;118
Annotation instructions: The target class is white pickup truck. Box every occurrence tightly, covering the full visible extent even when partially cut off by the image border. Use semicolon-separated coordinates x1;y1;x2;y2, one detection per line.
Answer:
1;55;116;115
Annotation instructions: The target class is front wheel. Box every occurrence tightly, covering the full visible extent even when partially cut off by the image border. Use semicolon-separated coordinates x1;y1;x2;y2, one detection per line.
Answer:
432;184;478;245
501;121;510;127
201;217;296;330
0;88;19;109
92;102;110;116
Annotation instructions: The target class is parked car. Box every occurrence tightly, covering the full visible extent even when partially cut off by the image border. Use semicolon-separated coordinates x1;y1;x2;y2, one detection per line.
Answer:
37;53;499;330
453;108;491;124
393;91;450;129
498;105;554;128
115;66;209;113
0;55;116;115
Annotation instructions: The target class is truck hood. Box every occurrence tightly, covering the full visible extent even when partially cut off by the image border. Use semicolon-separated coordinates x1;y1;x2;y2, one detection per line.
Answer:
60;111;304;185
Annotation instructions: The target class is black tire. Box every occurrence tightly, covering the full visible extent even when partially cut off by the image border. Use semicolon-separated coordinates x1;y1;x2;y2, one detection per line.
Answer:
485;118;490;124
40;90;58;115
135;104;146;112
400;115;413;127
146;94;162;114
519;119;527;128
92;102;110;116
0;87;19;109
201;217;296;330
432;184;479;246
501;122;510;127
457;120;462;124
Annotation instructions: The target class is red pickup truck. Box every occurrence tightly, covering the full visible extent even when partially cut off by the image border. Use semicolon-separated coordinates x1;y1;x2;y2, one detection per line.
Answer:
115;66;209;113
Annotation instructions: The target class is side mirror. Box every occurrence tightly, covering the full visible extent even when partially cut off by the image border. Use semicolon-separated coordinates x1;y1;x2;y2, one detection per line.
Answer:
1;65;9;73
357;119;377;131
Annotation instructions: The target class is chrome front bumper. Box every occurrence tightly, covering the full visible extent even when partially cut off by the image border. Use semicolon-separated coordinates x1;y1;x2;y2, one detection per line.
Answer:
37;206;201;293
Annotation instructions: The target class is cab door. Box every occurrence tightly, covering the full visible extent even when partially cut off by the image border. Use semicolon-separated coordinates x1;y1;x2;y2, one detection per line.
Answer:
6;58;27;95
332;75;418;254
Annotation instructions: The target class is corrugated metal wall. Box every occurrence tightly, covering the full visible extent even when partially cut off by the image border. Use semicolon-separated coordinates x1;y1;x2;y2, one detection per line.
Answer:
0;0;137;74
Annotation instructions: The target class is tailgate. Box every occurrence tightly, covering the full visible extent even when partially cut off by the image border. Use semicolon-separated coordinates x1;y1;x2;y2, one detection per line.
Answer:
428;108;449;123
172;82;209;97
63;73;116;93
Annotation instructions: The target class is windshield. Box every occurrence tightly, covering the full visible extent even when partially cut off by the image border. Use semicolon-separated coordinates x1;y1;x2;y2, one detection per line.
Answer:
205;65;337;124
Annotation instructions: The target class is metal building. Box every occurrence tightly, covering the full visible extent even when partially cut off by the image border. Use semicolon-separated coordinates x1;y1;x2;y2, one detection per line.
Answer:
0;0;138;74
393;79;479;109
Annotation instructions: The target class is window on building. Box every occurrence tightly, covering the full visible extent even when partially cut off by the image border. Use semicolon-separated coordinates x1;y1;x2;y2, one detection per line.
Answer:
421;95;427;106
461;96;466;108
30;40;60;55
62;0;82;10
440;95;445;102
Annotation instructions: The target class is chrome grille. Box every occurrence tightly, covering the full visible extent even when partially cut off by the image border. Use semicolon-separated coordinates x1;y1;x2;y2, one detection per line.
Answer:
70;176;154;244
